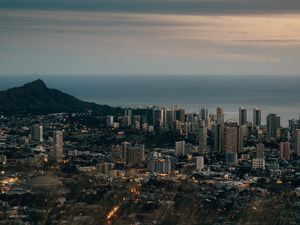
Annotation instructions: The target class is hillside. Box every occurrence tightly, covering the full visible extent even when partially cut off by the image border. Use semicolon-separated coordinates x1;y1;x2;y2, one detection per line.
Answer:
0;79;121;115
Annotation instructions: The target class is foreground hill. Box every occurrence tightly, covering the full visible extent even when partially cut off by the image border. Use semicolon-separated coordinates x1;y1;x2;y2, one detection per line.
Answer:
0;79;121;115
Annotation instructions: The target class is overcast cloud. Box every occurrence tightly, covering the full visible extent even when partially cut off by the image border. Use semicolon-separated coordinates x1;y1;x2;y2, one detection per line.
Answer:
1;0;300;75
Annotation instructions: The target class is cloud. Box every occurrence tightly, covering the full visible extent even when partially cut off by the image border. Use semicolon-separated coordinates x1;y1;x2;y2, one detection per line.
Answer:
1;0;300;15
0;7;300;75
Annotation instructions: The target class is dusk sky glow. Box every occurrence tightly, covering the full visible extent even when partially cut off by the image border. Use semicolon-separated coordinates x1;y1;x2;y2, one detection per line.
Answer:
1;0;300;75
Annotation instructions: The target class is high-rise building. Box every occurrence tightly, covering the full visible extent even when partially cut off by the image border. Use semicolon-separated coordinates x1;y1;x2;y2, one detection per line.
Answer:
194;156;204;170
111;145;121;163
174;120;182;133
124;108;132;117
166;108;175;128
207;114;213;129
133;115;141;130
175;141;185;156
238;125;248;152
146;108;155;126
200;107;208;121
224;126;238;153
31;124;43;142
106;116;114;127
280;142;290;160
127;144;145;164
135;108;147;124
53;130;63;162
121;141;131;163
96;162;115;174
216;107;224;124
154;109;162;129
175;108;185;124
199;125;208;151
276;128;285;139
266;114;280;139
213;124;222;153
160;108;166;125
295;129;300;157
225;152;238;165
121;116;131;127
239;108;247;125
148;158;171;174
252;158;265;170
253;108;261;127
213;107;225;153
124;109;132;126
256;143;264;159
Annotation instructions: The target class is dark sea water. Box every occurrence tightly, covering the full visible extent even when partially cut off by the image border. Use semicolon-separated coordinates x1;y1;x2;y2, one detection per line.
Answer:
1;75;300;125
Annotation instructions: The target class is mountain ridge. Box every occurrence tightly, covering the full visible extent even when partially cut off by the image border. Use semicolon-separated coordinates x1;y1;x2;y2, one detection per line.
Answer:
0;79;121;115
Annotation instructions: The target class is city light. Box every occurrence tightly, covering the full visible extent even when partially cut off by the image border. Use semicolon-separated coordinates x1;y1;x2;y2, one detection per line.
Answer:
107;205;120;223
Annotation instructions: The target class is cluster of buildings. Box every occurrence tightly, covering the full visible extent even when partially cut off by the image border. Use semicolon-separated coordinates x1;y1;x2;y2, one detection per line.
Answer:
1;106;300;224
26;106;300;174
2;106;300;176
113;142;145;165
105;106;300;170
31;124;64;162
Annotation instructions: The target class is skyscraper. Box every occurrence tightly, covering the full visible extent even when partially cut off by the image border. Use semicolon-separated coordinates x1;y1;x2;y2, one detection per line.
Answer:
266;114;281;139
53;130;63;162
121;141;131;163
160;108;166;126
213;124;222;153
175;140;185;156
175;108;185;124
253;108;261;127
124;109;132;126
199;125;208;151
106;115;114;127
124;108;132;118
224;126;238;153
126;144;145;164
122;116;131;127
256;143;264;159
216;107;224;123
31;124;43;142
295;129;300;157
133;115;141;130
148;158;171;174
239;107;247;125
199;107;208;121
146;107;155;126
238;125;248;152
280;142;290;160
153;108;162;128
214;107;225;153
166;108;175;128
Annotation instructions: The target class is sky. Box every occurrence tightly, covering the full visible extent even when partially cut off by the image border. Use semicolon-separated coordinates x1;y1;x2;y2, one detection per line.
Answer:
1;0;300;76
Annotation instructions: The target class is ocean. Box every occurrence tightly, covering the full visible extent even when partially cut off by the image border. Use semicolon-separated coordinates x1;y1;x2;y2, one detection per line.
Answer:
1;75;300;126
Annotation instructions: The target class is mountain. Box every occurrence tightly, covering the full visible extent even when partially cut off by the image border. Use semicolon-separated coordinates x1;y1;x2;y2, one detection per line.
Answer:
0;79;122;115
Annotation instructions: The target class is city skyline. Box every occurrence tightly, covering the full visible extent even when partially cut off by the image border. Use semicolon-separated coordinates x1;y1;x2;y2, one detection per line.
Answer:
0;77;299;125
1;77;300;224
2;1;300;224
